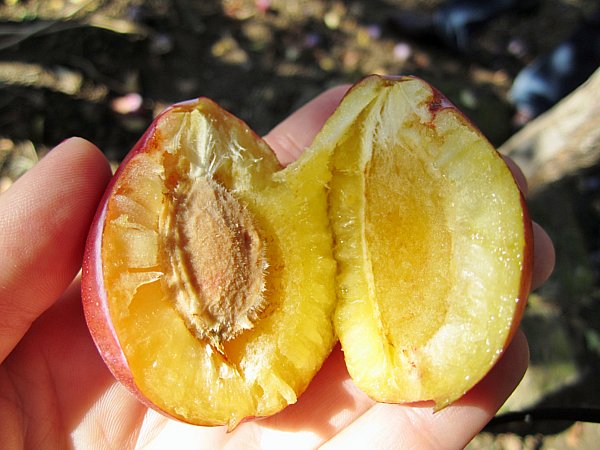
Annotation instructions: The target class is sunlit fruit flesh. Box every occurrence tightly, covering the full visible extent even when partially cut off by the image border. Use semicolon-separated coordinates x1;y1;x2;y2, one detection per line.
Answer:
82;75;532;427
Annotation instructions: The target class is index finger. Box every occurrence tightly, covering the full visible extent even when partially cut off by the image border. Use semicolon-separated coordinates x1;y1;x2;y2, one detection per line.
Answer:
263;85;351;165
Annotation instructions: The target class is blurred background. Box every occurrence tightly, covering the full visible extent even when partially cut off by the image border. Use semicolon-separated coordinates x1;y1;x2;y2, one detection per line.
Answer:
0;0;599;448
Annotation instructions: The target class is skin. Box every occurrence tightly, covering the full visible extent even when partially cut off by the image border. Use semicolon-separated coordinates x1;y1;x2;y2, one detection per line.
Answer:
0;86;555;449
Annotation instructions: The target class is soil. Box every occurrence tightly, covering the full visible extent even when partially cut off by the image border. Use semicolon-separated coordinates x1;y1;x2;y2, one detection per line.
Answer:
0;0;594;161
1;0;599;448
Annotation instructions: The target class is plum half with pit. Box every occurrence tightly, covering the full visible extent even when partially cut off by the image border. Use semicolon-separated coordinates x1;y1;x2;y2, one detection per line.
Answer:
82;99;337;429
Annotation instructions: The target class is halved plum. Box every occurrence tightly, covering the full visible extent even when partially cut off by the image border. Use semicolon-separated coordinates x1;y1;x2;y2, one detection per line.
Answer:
82;75;532;428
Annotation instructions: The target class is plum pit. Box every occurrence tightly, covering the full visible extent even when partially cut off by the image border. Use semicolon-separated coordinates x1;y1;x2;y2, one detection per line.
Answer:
160;176;267;353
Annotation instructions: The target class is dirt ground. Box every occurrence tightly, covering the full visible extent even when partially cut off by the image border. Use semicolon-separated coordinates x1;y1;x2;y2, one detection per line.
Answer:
1;0;599;448
0;0;594;160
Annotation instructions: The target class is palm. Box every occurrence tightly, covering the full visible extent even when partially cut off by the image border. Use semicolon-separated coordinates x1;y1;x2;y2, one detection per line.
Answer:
0;87;555;449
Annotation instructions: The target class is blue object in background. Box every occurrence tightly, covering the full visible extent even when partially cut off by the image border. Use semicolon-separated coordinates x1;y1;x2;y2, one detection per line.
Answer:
433;0;540;51
510;12;600;123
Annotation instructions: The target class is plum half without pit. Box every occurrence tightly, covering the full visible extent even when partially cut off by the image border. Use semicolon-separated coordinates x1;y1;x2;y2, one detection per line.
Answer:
82;75;532;429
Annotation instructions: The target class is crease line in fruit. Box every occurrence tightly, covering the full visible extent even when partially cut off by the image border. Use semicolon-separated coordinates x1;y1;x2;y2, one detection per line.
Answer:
370;90;411;393
362;92;388;354
365;83;455;398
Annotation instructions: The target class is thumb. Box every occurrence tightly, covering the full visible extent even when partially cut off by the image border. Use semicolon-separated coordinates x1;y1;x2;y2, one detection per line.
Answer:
0;138;112;362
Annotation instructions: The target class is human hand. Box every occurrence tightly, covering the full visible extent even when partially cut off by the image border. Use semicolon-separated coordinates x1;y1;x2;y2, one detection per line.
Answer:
0;86;555;449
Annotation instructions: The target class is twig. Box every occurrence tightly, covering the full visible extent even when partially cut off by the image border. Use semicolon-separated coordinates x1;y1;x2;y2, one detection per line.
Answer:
486;407;600;429
0;20;60;51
